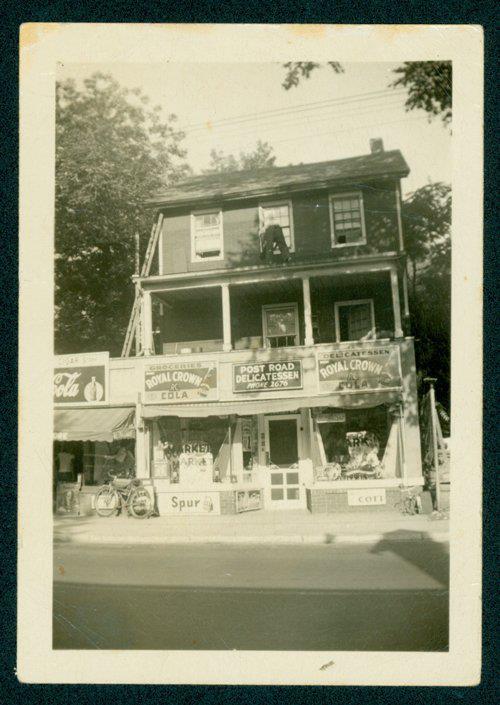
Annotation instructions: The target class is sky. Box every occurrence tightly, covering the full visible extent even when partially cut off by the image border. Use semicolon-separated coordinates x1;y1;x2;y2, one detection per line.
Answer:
59;62;451;195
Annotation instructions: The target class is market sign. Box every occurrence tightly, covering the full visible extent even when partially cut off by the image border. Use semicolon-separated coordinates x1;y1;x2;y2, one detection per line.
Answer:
347;489;387;506
159;491;221;516
144;361;218;403
233;360;303;393
54;352;109;405
317;346;400;393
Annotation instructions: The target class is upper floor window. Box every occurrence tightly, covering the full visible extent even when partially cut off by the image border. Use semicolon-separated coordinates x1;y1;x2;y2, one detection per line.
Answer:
259;201;294;252
334;299;375;342
329;192;366;247
191;210;223;261
262;303;299;348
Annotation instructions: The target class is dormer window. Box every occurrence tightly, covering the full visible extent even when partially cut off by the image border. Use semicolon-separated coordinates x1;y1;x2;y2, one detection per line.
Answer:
329;192;366;247
191;210;223;261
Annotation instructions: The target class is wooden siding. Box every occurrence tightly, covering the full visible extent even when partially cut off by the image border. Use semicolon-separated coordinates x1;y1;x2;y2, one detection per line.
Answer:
158;180;401;276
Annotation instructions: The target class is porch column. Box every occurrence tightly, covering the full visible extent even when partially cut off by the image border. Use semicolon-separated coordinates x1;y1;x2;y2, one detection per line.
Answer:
390;267;404;339
221;283;232;352
141;289;154;355
302;277;314;346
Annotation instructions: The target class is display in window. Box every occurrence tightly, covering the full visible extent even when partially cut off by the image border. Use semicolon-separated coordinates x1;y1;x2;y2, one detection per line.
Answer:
314;406;394;482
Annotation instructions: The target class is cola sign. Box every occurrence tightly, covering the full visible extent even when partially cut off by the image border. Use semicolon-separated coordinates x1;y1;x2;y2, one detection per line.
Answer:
54;353;109;405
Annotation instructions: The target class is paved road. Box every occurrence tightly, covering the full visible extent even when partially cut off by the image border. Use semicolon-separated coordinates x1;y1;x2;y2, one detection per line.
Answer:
53;540;449;651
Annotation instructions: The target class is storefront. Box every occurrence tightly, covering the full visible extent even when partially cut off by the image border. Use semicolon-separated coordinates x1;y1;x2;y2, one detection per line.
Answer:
53;352;138;515
140;343;416;515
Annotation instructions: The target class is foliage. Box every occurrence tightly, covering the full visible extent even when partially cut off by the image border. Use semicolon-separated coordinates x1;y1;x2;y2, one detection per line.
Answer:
282;61;344;90
402;182;452;295
391;62;452;126
203;140;276;173
281;60;452;125
402;184;451;408
55;73;190;355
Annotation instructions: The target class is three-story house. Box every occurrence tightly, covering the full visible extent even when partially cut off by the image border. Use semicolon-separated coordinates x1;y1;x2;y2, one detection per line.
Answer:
54;139;424;517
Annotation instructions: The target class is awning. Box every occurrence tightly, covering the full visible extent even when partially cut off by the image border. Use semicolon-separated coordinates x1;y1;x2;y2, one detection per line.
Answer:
142;390;402;419
54;407;136;442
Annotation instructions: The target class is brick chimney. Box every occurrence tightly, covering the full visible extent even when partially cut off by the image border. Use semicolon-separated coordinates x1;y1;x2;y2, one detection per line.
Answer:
369;138;384;154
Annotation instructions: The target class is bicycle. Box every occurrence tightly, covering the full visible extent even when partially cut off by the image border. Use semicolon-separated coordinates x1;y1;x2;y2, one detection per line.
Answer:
395;486;423;515
94;473;154;519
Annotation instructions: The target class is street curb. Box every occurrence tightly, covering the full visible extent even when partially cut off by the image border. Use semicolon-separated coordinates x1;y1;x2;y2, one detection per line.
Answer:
54;531;449;546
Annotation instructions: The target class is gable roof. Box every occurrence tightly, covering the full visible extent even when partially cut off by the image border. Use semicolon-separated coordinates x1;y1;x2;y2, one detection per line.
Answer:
147;149;409;208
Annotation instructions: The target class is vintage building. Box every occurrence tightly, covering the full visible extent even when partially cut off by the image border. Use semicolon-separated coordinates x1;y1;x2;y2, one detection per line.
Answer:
54;140;424;516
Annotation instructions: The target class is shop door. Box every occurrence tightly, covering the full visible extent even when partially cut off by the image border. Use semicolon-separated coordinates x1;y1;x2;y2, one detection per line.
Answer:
264;415;302;508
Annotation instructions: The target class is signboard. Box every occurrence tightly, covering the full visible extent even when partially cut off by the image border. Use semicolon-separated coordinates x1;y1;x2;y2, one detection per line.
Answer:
347;489;386;506
159;491;221;516
144;361;218;403
236;489;263;513
54;352;109;405
317;347;400;393
233;360;303;393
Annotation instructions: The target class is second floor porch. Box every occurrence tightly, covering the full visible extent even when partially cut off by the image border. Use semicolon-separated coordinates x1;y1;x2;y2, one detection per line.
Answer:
137;255;410;358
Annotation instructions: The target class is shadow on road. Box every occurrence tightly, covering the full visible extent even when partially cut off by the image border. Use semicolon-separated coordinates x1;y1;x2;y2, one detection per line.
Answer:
370;531;449;588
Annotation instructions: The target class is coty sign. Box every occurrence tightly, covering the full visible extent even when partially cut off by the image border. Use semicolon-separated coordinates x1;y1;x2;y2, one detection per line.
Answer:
317;347;400;392
233;360;303;392
144;361;218;403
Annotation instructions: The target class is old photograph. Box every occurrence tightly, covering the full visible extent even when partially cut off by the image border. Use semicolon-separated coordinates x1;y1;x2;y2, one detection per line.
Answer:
18;24;482;686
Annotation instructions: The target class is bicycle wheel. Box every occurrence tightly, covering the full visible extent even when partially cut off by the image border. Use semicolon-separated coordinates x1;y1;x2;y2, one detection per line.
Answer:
95;487;120;517
128;487;153;519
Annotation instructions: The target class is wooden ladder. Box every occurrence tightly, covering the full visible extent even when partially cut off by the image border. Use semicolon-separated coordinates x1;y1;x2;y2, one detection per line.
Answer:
121;213;164;357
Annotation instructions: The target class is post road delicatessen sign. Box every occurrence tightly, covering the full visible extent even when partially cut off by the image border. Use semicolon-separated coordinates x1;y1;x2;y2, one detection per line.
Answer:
54;352;109;404
233;360;303;393
145;361;218;403
317;347;400;392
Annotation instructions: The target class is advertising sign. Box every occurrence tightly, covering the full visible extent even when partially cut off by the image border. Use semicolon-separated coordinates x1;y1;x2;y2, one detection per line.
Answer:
54;352;109;405
317;346;400;393
144;361;218;403
236;489;263;513
233;360;303;392
347;489;387;506
159;491;221;516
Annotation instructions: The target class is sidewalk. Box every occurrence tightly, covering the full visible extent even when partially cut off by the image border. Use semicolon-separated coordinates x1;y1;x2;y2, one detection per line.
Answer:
54;509;449;546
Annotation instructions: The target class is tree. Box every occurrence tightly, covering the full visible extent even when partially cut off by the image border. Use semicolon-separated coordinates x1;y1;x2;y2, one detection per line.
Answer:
282;61;344;90
391;62;452;127
282;60;452;126
55;73;190;355
203;140;276;173
402;182;451;298
402;183;451;408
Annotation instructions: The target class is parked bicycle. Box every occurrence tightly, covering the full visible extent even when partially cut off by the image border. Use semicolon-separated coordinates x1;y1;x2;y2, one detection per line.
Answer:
95;472;154;519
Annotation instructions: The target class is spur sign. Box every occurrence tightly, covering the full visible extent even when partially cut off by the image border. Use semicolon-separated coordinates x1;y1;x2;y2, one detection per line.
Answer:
144;361;218;403
54;353;109;405
317;346;400;393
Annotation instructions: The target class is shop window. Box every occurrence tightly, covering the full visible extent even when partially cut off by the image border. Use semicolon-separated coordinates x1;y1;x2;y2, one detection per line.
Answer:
313;407;392;481
329;192;366;247
191;210;223;261
151;417;233;484
262;303;299;348
334;300;375;342
259;201;294;252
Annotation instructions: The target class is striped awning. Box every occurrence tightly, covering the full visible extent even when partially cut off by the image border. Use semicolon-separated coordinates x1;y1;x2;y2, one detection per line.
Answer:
54;407;135;442
141;390;402;419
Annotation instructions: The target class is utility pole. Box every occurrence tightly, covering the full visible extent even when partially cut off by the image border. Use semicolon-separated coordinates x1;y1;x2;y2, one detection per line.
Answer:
424;377;441;511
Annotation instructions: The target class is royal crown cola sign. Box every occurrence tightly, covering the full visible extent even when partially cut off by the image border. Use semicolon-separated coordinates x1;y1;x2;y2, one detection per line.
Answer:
317;346;401;392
